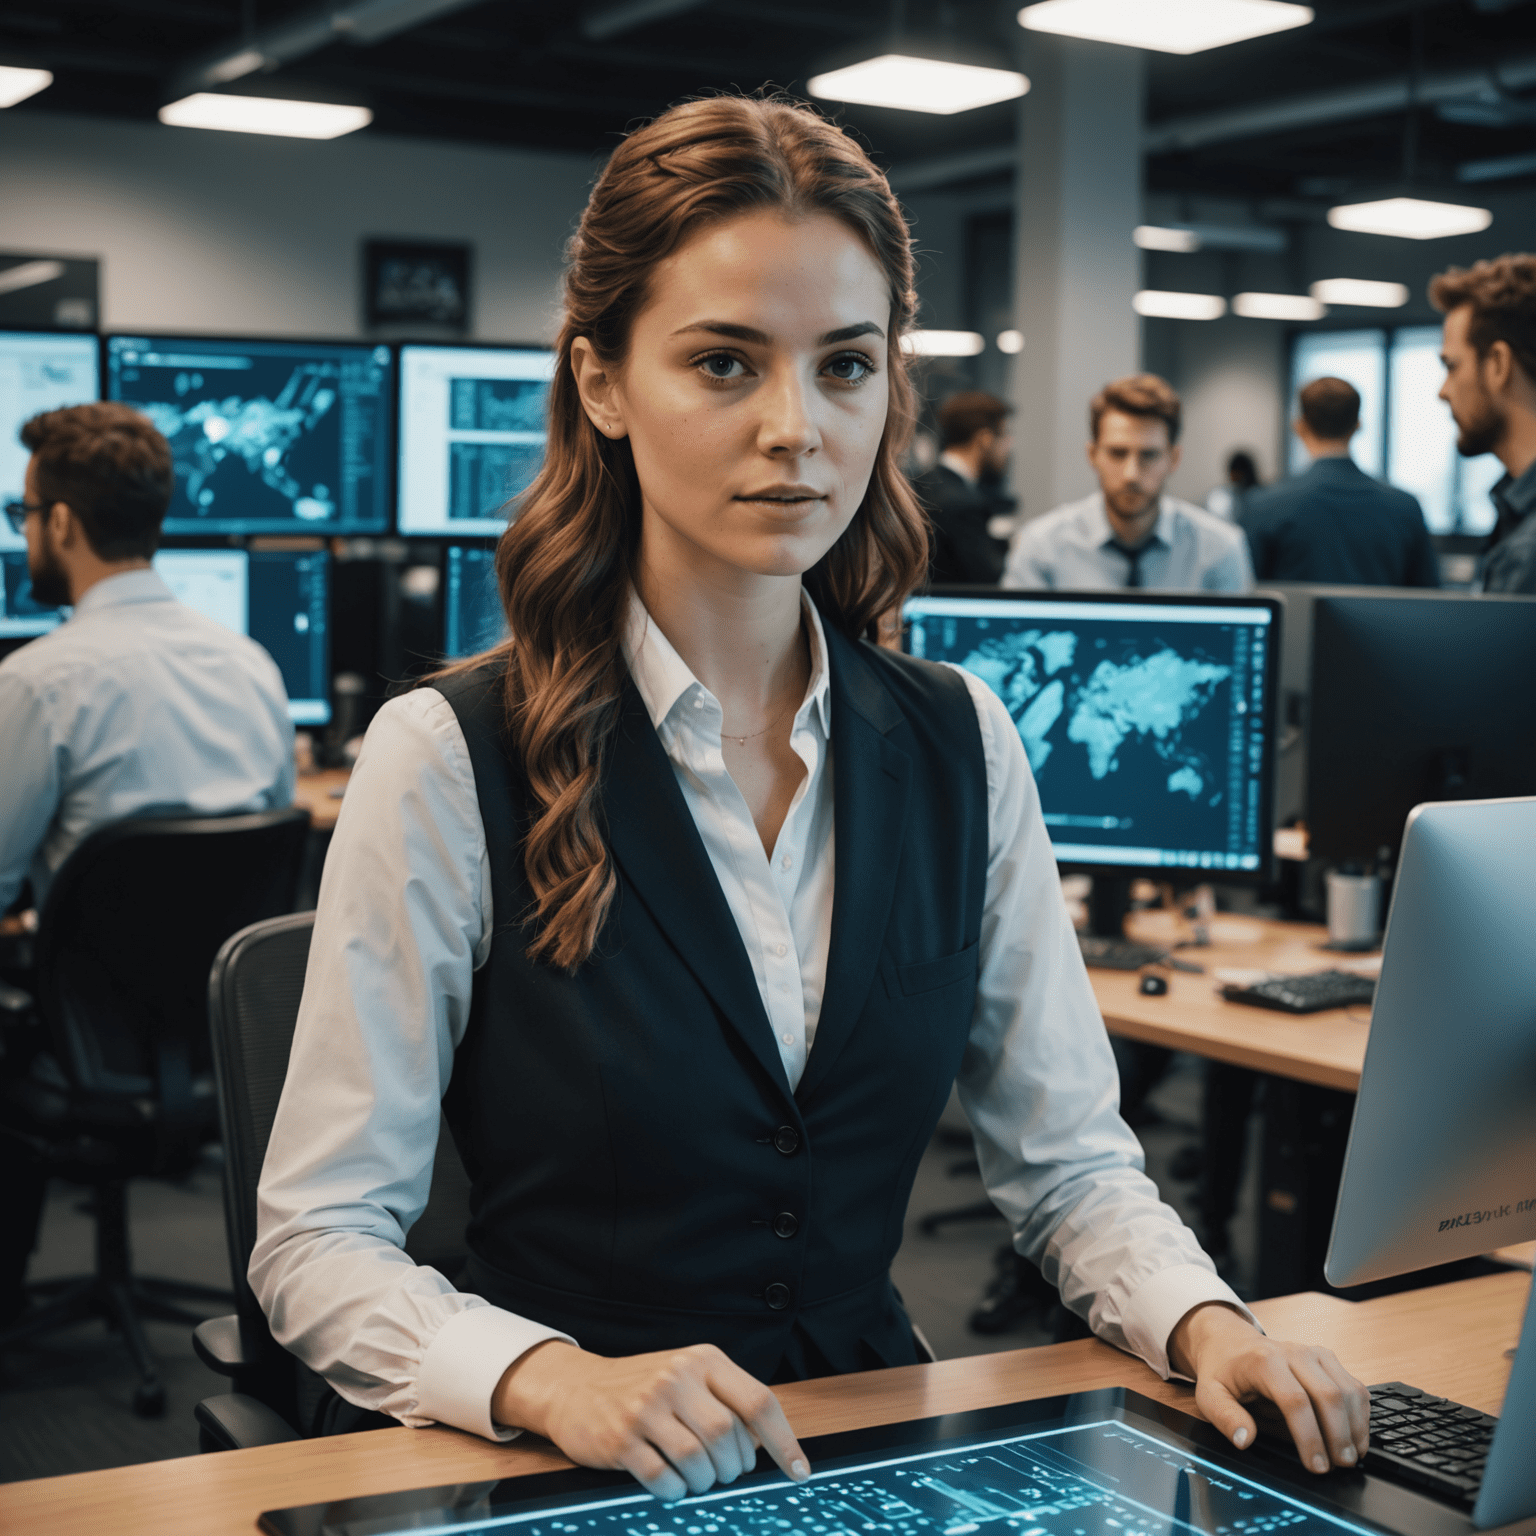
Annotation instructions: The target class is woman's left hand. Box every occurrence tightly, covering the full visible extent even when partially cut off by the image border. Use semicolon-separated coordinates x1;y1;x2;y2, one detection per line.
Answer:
1168;1302;1371;1473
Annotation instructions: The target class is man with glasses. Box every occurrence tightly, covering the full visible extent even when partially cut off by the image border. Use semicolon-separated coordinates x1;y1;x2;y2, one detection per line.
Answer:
0;403;294;1326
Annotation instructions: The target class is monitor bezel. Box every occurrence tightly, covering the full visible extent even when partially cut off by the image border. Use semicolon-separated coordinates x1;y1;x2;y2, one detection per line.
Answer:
904;586;1283;886
394;337;555;540
101;329;398;538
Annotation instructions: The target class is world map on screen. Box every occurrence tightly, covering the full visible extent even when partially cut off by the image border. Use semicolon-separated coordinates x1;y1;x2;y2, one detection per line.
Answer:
959;630;1231;804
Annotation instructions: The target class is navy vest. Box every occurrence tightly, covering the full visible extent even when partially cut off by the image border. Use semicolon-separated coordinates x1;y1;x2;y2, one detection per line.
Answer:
435;624;988;1382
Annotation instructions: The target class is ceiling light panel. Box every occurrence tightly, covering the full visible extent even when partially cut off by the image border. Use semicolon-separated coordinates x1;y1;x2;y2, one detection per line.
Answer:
901;330;987;356
1018;0;1313;55
1326;197;1492;240
1310;278;1410;308
808;55;1029;115
1233;292;1326;320
158;93;373;140
0;66;52;108
1133;291;1227;320
1134;225;1202;252
996;329;1025;354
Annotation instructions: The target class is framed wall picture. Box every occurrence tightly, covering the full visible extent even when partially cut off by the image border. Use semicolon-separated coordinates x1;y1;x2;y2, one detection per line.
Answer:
363;239;471;334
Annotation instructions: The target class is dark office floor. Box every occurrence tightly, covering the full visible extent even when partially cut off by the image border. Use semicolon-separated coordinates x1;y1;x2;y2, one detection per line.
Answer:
0;1054;1252;1486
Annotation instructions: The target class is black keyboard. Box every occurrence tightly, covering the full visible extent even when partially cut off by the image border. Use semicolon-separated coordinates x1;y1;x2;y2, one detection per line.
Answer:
1220;968;1375;1014
1363;1382;1497;1506
1077;935;1168;971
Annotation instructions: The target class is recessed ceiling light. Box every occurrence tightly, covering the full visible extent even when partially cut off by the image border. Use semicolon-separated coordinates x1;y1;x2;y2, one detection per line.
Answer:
1132;291;1227;320
0;65;52;108
1134;225;1202;252
1310;278;1410;308
900;330;987;356
996;329;1025;354
1233;292;1326;321
1018;0;1312;55
808;55;1029;115
158;93;373;140
1325;197;1492;240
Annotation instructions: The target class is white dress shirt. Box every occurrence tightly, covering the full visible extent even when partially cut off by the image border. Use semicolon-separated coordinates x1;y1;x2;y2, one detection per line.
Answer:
252;587;1252;1443
1003;493;1254;593
0;568;296;912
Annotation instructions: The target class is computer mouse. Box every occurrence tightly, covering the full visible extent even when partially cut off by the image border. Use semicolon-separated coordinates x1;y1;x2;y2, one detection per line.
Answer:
1139;973;1168;996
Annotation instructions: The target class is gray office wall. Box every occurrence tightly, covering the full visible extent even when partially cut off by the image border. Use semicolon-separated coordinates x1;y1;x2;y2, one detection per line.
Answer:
0;111;599;341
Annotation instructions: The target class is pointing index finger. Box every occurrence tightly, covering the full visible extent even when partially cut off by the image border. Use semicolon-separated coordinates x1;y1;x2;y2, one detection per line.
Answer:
712;1370;811;1484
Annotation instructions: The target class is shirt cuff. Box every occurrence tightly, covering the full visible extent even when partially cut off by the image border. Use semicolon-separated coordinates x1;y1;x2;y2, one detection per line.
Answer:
1119;1262;1261;1381
415;1304;576;1441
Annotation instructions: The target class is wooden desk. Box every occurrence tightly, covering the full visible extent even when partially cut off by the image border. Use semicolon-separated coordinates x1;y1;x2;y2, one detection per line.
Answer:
1090;913;1372;1092
4;1272;1526;1536
290;769;351;833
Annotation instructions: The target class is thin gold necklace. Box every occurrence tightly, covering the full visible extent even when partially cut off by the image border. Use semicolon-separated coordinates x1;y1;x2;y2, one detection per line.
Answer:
722;696;795;749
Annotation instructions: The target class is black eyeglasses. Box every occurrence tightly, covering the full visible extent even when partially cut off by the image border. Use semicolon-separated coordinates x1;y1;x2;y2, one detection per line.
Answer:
4;500;44;535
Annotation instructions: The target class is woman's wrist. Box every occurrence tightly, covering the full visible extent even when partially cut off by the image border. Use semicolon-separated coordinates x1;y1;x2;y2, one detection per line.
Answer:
493;1338;586;1434
1167;1300;1255;1378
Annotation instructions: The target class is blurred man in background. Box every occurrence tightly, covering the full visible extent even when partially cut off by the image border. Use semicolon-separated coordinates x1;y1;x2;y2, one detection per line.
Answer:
1431;254;1536;593
1003;374;1252;592
1243;377;1439;586
912;390;1013;585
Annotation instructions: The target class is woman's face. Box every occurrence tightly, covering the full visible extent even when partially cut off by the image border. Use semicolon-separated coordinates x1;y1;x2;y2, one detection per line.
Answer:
573;209;892;582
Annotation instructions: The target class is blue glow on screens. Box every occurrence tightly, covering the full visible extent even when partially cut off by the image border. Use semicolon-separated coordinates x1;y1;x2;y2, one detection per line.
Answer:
154;547;331;724
325;1420;1378;1536
443;545;508;658
904;596;1273;873
107;335;392;535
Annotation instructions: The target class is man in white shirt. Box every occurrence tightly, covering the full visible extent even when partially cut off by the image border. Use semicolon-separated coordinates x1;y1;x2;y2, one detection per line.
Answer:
0;401;294;1322
1003;374;1253;592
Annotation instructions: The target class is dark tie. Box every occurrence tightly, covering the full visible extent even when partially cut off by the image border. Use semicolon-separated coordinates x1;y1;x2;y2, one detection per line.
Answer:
1109;541;1146;588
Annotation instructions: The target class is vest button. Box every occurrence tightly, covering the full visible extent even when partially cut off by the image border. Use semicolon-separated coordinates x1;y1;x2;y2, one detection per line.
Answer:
772;1125;800;1155
765;1282;792;1310
772;1211;799;1239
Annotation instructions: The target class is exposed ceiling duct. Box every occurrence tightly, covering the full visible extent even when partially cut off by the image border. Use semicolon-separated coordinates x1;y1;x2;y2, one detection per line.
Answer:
173;0;485;96
1144;54;1536;153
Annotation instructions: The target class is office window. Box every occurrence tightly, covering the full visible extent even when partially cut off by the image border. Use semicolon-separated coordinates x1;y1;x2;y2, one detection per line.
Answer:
1289;326;1504;535
1287;330;1385;478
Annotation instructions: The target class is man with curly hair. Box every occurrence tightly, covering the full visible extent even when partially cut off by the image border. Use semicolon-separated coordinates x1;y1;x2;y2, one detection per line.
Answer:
1430;254;1536;593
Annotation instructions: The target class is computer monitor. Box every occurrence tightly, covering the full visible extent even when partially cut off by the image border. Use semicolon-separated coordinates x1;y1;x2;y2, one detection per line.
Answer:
0;547;65;638
441;544;508;658
1305;591;1536;863
397;343;554;537
902;589;1280;879
153;547;331;724
0;329;101;559
1325;795;1536;1529
105;335;393;536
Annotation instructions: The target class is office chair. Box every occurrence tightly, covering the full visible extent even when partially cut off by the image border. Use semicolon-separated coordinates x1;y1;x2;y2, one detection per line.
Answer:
193;911;474;1452
0;807;311;1417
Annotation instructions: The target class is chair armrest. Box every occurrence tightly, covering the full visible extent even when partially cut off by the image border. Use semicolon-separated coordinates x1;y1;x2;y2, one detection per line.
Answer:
195;1393;301;1452
193;1314;251;1376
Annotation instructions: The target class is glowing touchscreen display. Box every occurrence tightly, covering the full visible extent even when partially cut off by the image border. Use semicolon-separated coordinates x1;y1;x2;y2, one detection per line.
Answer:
326;1420;1379;1536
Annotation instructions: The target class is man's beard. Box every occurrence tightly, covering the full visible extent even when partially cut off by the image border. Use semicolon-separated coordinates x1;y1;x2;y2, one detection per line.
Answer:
27;529;70;608
1455;393;1504;459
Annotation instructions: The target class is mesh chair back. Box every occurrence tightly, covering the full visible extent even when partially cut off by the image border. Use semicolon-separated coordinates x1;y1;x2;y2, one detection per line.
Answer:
207;913;474;1366
34;809;312;1108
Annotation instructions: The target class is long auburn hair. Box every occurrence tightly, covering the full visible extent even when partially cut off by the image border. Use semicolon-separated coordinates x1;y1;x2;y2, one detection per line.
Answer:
474;93;930;971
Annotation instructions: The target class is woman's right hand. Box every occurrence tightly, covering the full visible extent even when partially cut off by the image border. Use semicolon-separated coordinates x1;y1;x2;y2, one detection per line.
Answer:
492;1340;812;1503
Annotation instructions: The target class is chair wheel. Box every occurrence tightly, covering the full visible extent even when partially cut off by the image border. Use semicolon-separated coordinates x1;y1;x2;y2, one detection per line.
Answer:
133;1383;166;1418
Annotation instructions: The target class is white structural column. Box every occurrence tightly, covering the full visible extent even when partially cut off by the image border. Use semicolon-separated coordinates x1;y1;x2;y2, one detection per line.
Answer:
1011;34;1145;522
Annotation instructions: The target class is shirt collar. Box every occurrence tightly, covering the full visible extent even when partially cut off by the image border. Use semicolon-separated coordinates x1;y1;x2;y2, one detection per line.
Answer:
621;584;833;739
72;568;175;617
938;450;978;487
1092;493;1171;551
1492;457;1536;525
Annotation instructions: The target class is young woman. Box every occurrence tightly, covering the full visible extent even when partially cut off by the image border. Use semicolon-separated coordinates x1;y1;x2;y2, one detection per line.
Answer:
253;95;1369;1503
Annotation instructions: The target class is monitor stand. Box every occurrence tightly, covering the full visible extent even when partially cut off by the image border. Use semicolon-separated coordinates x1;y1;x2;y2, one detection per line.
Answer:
1087;876;1132;939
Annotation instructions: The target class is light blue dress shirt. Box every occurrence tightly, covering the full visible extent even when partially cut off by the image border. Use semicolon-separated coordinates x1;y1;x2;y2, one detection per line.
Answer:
0;568;296;911
1003;492;1254;592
